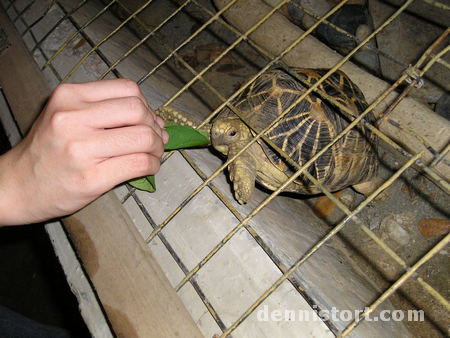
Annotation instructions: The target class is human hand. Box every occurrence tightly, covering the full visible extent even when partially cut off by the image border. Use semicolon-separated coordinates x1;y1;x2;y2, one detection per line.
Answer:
0;79;168;225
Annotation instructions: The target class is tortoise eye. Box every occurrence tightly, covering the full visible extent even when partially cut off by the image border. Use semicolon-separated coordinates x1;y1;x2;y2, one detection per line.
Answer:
228;130;238;137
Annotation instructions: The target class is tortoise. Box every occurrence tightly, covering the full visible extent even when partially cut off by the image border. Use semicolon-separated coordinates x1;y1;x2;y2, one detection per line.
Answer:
159;68;380;204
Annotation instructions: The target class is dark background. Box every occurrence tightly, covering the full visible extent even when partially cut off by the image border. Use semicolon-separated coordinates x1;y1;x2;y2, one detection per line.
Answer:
0;120;91;337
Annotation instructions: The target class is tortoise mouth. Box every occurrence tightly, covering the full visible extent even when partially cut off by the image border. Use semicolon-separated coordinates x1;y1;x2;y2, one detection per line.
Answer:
213;144;228;155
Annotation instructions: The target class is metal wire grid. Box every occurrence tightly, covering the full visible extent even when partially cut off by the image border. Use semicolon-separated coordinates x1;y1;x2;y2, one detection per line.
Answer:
6;0;450;336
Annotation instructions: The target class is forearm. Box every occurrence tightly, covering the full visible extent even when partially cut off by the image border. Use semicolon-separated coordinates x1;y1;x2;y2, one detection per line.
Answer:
0;133;88;226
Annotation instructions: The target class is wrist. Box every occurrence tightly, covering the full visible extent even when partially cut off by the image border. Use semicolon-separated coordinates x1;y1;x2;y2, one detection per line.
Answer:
0;143;35;225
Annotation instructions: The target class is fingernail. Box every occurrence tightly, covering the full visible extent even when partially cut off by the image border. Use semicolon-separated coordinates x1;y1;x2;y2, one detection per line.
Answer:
162;130;169;144
156;116;165;128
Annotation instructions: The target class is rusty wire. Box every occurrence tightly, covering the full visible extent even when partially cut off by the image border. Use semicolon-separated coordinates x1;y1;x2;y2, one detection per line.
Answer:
145;0;352;243
341;232;450;337
112;0;450;324
54;0;448;334
106;3;359;333
130;0;446;332
130;9;449;316
42;0;119;68
145;0;417;245
43;0;449;194
285;0;406;69
108;0;449;199
98;0;194;80
422;0;450;10
6;0;62;81
222;153;423;337
31;0;89;54
171;11;417;292
140;3;440;330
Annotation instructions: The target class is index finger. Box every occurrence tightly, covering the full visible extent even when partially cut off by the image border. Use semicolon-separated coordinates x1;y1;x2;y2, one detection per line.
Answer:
62;79;149;107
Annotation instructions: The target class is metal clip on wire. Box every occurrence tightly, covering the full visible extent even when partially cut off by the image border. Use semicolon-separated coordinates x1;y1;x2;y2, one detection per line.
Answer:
404;65;424;88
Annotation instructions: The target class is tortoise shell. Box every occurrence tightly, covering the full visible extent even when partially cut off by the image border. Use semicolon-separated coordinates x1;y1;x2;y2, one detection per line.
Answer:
217;68;378;194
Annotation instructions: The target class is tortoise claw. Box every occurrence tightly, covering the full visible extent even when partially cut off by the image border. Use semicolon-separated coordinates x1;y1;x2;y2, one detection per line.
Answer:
353;177;388;201
233;178;253;204
230;166;254;204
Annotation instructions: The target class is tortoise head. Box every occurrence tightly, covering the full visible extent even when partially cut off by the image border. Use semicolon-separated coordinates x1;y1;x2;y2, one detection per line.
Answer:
211;117;251;155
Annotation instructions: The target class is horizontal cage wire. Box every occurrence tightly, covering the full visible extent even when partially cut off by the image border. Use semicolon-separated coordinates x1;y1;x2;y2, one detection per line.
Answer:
5;0;449;336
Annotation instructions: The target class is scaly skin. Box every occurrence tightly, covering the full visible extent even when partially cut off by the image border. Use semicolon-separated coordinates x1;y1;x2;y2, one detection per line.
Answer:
352;176;388;201
228;141;257;204
158;106;258;203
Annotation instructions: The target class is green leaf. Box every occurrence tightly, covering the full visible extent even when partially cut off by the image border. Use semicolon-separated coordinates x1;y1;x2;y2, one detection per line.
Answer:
163;120;178;127
164;124;210;150
127;123;210;192
128;175;156;192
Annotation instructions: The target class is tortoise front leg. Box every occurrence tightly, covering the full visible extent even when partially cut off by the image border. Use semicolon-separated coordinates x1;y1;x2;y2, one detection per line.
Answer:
228;142;257;204
353;176;388;201
157;106;211;131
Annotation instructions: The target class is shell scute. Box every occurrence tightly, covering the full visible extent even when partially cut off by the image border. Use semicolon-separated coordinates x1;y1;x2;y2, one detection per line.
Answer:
217;68;378;193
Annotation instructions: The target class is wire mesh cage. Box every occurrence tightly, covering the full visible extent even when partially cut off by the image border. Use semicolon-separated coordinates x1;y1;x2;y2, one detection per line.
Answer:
1;0;449;336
